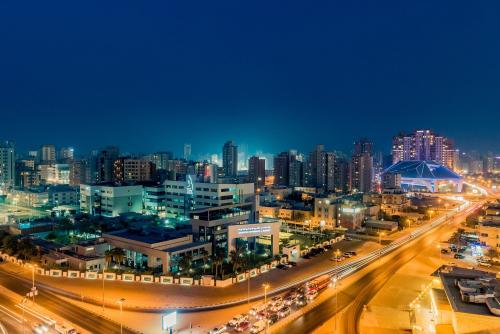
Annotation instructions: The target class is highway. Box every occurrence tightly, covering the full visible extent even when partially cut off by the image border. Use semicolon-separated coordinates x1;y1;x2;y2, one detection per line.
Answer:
273;200;481;334
0;268;137;334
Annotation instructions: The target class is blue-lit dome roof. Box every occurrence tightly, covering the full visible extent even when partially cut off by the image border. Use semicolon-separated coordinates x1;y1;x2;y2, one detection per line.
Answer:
383;160;462;180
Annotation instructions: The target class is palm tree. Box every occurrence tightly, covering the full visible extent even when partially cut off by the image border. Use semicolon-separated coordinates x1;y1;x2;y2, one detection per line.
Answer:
212;255;223;286
179;253;193;276
104;250;113;269
112;248;126;269
201;249;209;274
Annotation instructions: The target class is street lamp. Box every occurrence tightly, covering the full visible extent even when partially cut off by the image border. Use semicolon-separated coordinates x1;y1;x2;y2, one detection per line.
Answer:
262;283;270;333
117;298;125;334
27;264;37;303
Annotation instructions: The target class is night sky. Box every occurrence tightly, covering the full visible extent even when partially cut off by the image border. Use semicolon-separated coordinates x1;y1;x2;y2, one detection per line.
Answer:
1;1;499;157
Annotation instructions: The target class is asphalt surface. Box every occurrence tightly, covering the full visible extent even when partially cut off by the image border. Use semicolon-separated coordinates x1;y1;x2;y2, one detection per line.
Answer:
0;267;137;334
274;204;476;334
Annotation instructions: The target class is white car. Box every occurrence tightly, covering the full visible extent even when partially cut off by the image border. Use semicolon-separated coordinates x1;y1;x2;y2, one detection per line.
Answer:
250;303;267;316
227;314;247;327
209;325;227;334
478;261;492;268
250;320;266;334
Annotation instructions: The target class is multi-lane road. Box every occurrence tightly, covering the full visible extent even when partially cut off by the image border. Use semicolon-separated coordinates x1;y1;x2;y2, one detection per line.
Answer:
0;268;136;334
274;200;482;334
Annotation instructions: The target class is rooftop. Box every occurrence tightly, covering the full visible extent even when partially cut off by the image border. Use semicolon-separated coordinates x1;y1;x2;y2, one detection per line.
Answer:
104;227;190;244
383;160;462;180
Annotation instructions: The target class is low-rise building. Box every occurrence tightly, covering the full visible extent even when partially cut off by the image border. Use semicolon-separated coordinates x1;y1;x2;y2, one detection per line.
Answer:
103;227;211;274
313;197;340;228
80;183;143;217
478;221;499;255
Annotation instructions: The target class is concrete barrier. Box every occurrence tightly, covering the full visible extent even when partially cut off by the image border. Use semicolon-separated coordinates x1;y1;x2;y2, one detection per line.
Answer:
237;273;246;282
104;273;116;281
85;272;98;280
160;276;174;284
68;270;80;279
50;269;62;277
270;260;278;268
141;275;154;283
250;268;258;277
122;273;135;282
180;277;193;286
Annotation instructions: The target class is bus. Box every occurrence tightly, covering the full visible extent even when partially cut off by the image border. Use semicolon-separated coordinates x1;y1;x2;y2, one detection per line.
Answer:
307;274;331;293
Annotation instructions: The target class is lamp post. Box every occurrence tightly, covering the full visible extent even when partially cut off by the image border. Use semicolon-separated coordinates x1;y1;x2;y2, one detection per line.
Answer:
378;232;385;245
27;264;36;303
117;298;125;334
263;283;270;333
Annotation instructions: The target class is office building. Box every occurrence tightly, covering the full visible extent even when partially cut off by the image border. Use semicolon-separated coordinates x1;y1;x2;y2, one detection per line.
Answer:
0;141;15;187
80;183;143;217
143;185;167;217
382;172;401;189
350;139;373;193
307;145;335;192
222;141;238;177
289;157;303;187
59;147;74;160
191;203;279;258
164;178;254;218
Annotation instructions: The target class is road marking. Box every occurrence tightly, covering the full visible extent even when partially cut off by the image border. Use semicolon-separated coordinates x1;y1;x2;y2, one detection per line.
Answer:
15;304;55;325
0;305;22;324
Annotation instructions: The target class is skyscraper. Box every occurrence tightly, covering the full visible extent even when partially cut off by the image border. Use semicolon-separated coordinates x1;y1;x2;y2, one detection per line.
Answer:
95;146;120;183
307;145;335;192
59;147;74;160
0;141;15;187
248;156;266;189
183;144;192;161
350;138;373;193
222;141;238;177
273;152;290;186
288;154;303;187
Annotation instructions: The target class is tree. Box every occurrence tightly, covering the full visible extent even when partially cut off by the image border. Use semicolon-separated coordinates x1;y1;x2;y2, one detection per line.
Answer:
201;249;209;274
212;255;224;286
112;248;126;269
178;253;193;276
2;236;18;256
104;250;113;269
17;238;38;260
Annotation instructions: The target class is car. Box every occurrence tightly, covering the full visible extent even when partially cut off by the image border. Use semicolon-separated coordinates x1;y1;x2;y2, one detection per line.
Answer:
288;261;297;267
441;249;450;254
268;312;279;324
32;323;49;334
343;252;352;258
454;253;465;259
336;256;344;262
306;291;318;301
295;295;308;307
270;301;284;312
228;314;248;327
256;310;267;320
276;264;289;270
324;244;333;250
278;306;291;318
345;237;352;241
55;325;76;334
348;251;357;256
283;295;296;306
250;320;266;333
235;321;250;332
478;261;492;268
208;326;227;334
250;303;267;316
303;254;311;259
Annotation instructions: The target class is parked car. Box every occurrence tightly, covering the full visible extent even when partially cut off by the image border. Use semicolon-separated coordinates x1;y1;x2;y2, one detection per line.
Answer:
441;248;450;254
276;264;289;270
288;261;297;267
454;253;465;259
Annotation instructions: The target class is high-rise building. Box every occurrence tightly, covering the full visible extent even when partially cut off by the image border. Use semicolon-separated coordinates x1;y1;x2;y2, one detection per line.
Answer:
144;151;173;170
69;159;88;186
222;141;238;177
0;141;15;187
350;139;373;193
289;155;303;187
59;147;74;160
333;157;349;193
307;145;335;192
273;152;290;186
96;146;119;183
183;144;192;161
248;156;266;189
41;144;56;163
113;158;154;182
392;130;456;169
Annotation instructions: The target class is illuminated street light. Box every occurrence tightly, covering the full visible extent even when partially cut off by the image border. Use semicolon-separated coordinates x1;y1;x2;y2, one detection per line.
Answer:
262;283;270;333
378;231;386;245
